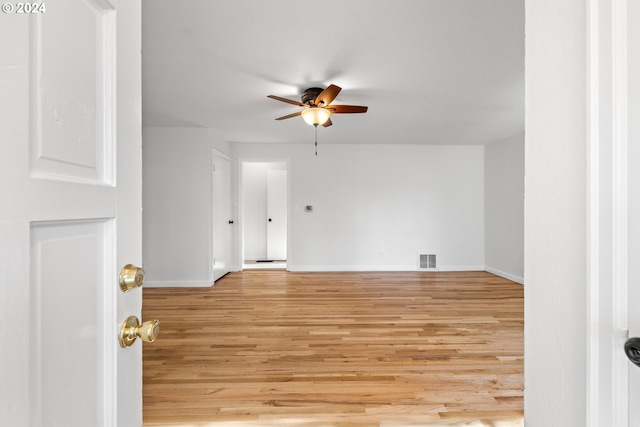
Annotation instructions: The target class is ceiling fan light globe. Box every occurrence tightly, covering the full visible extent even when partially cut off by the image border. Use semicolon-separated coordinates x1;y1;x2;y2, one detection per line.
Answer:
301;107;331;126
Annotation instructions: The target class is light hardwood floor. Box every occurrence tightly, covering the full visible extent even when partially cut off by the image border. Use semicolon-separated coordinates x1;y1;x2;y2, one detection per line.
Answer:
142;271;523;426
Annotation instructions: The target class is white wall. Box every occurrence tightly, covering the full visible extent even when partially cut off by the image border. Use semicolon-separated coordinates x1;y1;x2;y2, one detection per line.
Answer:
525;0;586;425
232;143;485;271
142;127;229;286
484;132;524;284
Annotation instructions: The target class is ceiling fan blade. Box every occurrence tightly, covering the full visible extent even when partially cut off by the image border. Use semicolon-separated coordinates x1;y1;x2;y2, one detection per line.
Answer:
315;84;342;106
327;105;368;114
274;111;302;120
322;118;333;127
268;95;305;107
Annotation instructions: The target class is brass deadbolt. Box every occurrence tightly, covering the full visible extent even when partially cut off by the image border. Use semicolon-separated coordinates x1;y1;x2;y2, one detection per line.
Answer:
119;264;145;292
119;316;159;348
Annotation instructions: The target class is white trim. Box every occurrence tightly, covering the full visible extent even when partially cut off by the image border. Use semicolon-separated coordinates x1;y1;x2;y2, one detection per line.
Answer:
288;265;485;273
211;147;230;161
289;265;417;272
586;0;631;425
209;149;215;282
438;265;486;272
144;280;214;288
237;159;244;271
612;0;629;424
484;266;524;285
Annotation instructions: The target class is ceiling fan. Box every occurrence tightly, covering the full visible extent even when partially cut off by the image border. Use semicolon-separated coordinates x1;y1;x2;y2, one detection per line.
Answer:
267;84;368;127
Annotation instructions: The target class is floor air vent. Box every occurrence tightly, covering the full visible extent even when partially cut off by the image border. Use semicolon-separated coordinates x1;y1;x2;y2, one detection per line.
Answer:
418;253;437;270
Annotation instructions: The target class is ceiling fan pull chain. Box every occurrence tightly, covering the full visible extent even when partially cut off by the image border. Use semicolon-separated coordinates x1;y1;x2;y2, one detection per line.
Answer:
314;124;318;156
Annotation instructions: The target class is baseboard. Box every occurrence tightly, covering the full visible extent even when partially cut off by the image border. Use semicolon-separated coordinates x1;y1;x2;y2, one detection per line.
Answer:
484;266;524;285
438;265;486;272
288;265;485;273
289;265;416;272
144;280;214;288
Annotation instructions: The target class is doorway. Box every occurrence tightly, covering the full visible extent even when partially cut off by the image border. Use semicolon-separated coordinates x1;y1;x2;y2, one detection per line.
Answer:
212;149;232;281
241;161;288;270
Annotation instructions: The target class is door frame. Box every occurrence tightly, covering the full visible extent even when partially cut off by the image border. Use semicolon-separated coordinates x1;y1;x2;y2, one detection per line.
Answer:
238;158;291;270
586;0;630;424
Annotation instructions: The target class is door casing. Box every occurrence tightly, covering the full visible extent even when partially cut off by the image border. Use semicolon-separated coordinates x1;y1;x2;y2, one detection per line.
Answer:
586;0;637;424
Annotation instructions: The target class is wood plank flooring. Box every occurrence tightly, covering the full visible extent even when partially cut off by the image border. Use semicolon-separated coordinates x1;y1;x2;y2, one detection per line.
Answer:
142;271;524;426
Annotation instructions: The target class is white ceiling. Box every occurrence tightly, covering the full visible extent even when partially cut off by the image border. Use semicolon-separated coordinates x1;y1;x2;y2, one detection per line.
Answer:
142;0;523;145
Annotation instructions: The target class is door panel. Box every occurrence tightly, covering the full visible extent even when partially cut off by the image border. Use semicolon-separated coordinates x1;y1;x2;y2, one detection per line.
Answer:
0;1;142;426
30;220;114;426
267;169;287;261
31;0;113;183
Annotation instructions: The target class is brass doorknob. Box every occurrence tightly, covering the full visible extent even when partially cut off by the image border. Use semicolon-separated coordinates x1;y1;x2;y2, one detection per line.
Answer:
119;264;145;292
119;315;159;348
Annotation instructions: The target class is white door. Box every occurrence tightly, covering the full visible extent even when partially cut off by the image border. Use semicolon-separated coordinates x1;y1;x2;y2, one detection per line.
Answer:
267;169;287;261
212;151;231;281
0;1;144;426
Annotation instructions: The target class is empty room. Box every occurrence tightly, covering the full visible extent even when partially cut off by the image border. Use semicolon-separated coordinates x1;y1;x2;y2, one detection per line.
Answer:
140;1;524;425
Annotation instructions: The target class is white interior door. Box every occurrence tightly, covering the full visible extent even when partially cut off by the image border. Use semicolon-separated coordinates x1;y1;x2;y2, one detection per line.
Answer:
267;169;287;261
0;1;143;426
212;151;232;281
